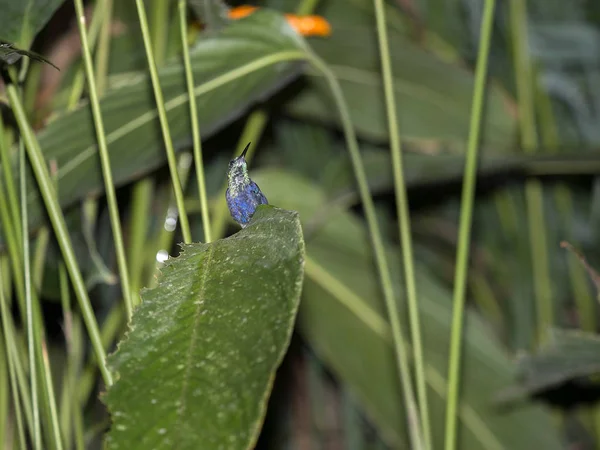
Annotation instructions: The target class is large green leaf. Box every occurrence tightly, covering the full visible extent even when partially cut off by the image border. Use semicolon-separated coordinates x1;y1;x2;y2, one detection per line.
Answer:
104;206;305;450
499;328;600;402
0;0;64;48
3;11;306;242
253;169;562;449
286;25;516;151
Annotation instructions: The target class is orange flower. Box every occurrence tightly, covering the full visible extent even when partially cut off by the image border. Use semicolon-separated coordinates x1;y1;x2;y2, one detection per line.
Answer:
228;5;331;37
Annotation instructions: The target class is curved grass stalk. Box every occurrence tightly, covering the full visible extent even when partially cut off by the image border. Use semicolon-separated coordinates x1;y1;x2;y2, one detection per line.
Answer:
67;0;108;110
73;0;133;321
306;51;424;450
371;0;431;447
178;0;212;243
0;116;20;239
6;84;113;388
134;0;192;244
20;142;41;450
444;2;496;450
0;260;26;450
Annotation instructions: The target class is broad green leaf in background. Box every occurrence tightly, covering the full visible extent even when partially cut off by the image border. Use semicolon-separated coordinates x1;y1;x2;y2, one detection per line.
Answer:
0;0;64;48
253;169;562;449
188;0;231;31
498;328;600;402
286;25;516;151
104;206;305;450
1;11;307;244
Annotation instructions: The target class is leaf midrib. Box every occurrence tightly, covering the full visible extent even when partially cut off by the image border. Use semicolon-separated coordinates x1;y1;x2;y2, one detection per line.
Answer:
175;245;214;445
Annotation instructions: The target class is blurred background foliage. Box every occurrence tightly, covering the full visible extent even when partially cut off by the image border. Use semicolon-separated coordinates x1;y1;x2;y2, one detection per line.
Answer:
2;0;600;448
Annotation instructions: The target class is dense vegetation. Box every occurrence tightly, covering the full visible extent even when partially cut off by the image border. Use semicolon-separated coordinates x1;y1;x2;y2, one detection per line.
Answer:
0;0;599;449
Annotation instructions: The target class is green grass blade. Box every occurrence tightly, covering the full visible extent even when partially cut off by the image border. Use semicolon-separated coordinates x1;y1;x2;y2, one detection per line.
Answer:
134;0;192;244
444;2;496;450
73;0;134;320
178;0;211;243
20;140;41;450
306;52;424;450
6;84;112;387
508;0;553;347
371;0;431;446
0;260;27;450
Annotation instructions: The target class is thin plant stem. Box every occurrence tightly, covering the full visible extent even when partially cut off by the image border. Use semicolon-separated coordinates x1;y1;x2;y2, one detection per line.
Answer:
307;52;423;450
94;0;114;94
32;229;50;290
149;0;170;65
178;0;211;243
21;141;41;450
371;0;431;447
296;0;321;15
73;0;134;320
443;2;496;450
6;84;113;387
134;0;192;244
509;0;553;346
149;153;194;289
536;78;594;332
39;341;63;450
58;263;72;449
127;179;153;307
0;260;27;450
67;0;106;110
0;116;21;238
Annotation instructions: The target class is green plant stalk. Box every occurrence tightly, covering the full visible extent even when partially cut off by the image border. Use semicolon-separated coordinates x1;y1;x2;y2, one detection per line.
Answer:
178;0;211;243
21;146;62;450
0;116;21;239
0;345;8;448
21;142;41;450
39;341;63;450
32;229;50;290
8;326;34;440
307;52;424;449
0;356;7;450
296;0;321;15
149;153;194;289
94;0;114;94
0;261;27;450
58;263;72;449
212;111;269;240
67;0;107;110
535;84;595;332
134;0;192;244
371;0;431;446
73;0;134;321
73;402;85;450
0;214;34;438
127;179;153;307
444;1;495;450
78;302;124;404
149;0;170;66
509;0;553;346
6;84;113;387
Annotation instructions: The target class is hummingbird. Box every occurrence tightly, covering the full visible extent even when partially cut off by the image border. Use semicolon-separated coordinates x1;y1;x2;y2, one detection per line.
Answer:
226;142;268;227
